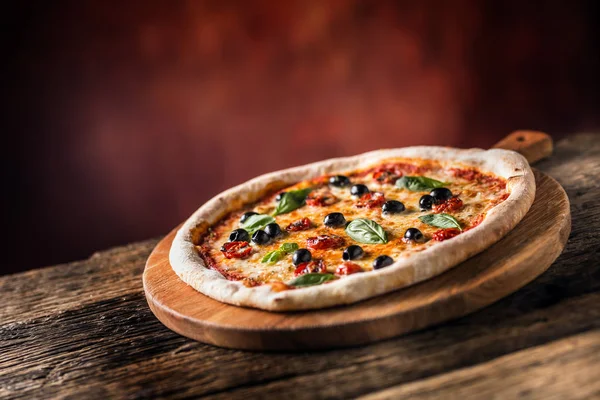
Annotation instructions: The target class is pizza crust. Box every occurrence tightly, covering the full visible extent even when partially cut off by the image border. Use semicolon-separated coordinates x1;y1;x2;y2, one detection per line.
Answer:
169;147;535;311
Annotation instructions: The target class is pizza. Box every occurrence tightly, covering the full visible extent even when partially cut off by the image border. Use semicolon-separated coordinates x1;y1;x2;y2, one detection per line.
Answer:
169;147;535;311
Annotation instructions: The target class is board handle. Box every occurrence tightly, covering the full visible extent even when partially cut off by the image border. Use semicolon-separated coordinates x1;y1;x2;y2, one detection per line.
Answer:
492;130;553;164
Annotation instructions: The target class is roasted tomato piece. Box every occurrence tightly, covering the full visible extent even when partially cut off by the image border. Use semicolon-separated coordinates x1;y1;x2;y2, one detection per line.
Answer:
371;162;423;183
305;190;338;206
373;168;401;184
220;241;252;259
361;162;423;180
433;196;464;213
432;228;461;241
306;234;345;250
355;192;386;208
286;217;312;232
335;262;363;275
294;259;327;276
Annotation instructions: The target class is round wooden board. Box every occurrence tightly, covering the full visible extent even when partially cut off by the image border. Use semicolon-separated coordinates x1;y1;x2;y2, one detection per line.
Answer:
143;170;570;351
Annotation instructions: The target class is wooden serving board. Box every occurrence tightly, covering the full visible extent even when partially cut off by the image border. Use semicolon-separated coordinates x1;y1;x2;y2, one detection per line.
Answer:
143;131;570;350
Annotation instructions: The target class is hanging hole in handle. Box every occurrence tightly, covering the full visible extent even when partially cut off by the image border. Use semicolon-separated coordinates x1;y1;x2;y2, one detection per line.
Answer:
516;136;525;142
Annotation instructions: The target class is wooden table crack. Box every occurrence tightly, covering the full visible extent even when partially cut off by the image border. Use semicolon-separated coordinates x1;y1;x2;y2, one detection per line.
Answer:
1;133;599;399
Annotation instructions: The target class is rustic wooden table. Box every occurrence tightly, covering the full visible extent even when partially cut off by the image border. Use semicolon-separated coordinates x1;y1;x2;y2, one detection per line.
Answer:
2;133;599;399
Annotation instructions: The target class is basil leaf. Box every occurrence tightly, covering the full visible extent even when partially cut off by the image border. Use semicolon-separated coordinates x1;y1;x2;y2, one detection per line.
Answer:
273;188;312;216
261;243;299;264
279;242;299;254
419;213;462;231
240;214;275;234
345;218;388;244
395;176;449;191
289;273;335;287
261;250;284;264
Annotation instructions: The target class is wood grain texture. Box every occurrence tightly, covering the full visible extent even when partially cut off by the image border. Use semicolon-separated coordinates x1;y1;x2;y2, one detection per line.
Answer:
1;133;599;399
143;170;570;350
493;130;554;163
360;330;600;400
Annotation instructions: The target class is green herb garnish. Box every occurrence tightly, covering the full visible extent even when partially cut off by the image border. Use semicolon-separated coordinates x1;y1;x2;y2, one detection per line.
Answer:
395;176;448;191
240;214;275;234
272;188;312;216
288;273;335;287
345;218;388;244
279;242;299;253
261;242;300;264
419;213;462;231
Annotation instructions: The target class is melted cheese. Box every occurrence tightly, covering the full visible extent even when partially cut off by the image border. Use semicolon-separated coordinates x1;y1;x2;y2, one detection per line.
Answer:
201;158;507;285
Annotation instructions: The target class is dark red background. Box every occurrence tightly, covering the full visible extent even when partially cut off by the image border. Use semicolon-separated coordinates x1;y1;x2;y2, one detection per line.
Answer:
3;1;599;275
